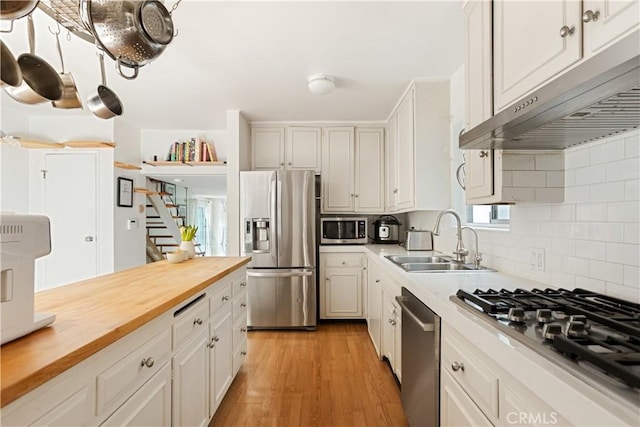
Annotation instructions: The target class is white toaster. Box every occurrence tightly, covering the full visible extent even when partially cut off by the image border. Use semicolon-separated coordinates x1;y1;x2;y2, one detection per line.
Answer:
402;228;433;251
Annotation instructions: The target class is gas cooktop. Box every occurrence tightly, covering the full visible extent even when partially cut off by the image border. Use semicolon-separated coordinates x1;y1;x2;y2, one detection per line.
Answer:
452;287;640;407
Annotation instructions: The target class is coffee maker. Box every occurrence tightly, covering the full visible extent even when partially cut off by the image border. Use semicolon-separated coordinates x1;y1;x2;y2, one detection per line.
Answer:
373;215;401;244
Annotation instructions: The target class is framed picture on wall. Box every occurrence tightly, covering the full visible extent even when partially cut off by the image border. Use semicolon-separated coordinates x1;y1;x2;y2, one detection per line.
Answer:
117;177;134;207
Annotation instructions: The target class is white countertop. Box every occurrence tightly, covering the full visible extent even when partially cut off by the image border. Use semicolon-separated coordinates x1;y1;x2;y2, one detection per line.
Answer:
320;244;640;426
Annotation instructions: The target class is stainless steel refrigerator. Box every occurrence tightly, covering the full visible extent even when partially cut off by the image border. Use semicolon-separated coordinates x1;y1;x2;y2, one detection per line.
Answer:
240;170;316;329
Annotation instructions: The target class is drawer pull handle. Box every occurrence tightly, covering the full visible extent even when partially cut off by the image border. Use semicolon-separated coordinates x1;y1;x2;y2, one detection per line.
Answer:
193;318;203;326
222;295;230;301
241;303;247;308
451;361;464;372
241;327;247;333
141;357;155;368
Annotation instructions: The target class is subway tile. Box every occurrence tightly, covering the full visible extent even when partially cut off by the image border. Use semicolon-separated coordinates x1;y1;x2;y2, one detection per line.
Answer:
589;222;624;242
565;185;590;203
502;171;513;187
575;164;606;185
546;171;564;187
590;138;625;165
503;187;535;202
512;171;547;187
551;204;575;222
606;242;640;266
514;205;552;222
566;147;590;170
607;201;640;223
535;153;564;171
589;259;624;283
625;180;640;201
576;240;606;260
590;182;625;203
623;265;639;288
576;203;607;222
624;223;640;245
606;283;640;303
575;276;607;294
565;222;590;239
625;132;640;158
606;158;640;182
503;153;535;171
565;170;576;187
534;188;564;203
564;256;589;274
540;222;564;237
551;238;575;256
550;271;576;288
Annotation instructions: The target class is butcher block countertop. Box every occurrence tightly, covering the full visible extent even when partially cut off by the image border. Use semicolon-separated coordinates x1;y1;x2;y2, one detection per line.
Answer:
0;256;250;407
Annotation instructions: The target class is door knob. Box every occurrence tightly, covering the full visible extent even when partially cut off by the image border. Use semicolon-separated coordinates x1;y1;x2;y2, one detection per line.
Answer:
451;361;464;372
559;25;575;38
85;236;94;242
582;10;600;23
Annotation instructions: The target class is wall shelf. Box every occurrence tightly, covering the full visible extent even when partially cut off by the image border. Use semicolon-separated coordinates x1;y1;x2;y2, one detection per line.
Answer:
114;161;142;170
1;138;65;149
63;140;115;148
143;161;226;167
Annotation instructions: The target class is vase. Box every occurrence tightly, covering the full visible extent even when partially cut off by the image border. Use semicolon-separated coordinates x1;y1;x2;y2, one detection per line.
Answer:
180;240;196;259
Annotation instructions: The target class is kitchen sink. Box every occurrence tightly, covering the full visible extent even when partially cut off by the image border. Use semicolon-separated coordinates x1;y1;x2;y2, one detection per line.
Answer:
384;255;494;273
385;255;451;264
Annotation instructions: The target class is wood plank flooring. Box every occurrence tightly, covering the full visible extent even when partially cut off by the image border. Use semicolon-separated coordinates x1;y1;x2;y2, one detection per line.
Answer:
211;322;409;427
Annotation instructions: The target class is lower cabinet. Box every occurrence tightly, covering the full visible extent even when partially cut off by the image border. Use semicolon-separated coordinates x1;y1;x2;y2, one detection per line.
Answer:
102;363;171;427
320;253;367;319
366;260;383;358
380;276;402;382
209;308;233;417
441;370;493;427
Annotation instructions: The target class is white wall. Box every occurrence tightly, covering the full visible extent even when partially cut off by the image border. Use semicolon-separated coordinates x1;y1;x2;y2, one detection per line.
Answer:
28;116;113;142
114;119;143;164
141;129;227;163
0;144;29;213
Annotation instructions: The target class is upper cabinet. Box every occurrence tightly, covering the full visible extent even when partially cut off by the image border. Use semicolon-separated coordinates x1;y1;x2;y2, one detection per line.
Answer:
583;0;640;55
251;126;321;172
321;127;384;213
386;82;450;212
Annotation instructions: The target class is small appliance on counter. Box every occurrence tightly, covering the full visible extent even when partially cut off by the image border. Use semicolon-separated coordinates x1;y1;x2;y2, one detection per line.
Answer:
402;227;433;251
373;215;401;244
1;213;55;345
320;217;367;245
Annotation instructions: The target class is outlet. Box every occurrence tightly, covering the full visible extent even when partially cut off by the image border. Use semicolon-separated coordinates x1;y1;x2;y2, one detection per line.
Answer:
530;247;545;271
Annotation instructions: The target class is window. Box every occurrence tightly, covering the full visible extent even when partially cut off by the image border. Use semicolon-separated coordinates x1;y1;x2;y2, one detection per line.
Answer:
467;205;510;226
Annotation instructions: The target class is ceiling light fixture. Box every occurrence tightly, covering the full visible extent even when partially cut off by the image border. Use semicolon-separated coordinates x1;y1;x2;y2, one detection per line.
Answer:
308;74;335;95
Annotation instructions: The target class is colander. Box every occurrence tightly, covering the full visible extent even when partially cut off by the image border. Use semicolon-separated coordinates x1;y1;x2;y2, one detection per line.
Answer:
79;0;174;80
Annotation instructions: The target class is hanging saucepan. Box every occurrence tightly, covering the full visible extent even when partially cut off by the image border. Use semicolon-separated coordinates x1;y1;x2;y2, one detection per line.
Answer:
4;15;63;104
1;40;22;87
0;0;39;33
86;51;123;119
79;0;174;80
51;25;82;109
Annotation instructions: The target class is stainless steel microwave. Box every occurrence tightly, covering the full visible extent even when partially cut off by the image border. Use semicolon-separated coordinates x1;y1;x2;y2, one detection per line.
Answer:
320;217;368;244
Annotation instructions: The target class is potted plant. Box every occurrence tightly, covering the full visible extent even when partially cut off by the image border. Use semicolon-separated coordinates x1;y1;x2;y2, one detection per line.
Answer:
179;225;198;259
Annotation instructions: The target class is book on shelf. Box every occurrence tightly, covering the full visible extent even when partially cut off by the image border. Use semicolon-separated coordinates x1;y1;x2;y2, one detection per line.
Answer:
163;138;218;163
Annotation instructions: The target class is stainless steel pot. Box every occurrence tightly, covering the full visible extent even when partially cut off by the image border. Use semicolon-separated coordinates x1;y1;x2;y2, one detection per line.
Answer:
51;26;82;109
80;0;174;80
0;40;22;87
0;0;39;33
86;51;123;119
4;15;63;104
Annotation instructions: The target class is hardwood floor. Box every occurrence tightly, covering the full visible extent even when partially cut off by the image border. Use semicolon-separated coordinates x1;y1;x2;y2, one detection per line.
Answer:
211;322;409;426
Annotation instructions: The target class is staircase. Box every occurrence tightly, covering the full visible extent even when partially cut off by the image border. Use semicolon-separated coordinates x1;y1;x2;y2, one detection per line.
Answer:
144;182;204;261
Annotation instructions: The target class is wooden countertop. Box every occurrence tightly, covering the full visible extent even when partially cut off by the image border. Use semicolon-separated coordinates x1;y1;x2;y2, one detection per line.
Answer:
0;256;250;407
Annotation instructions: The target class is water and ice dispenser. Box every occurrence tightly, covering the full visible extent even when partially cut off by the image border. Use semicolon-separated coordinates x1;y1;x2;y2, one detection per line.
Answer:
245;218;271;253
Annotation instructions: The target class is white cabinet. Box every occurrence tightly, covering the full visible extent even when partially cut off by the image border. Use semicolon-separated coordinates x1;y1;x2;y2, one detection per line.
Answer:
354;128;385;212
583;0;640;56
441;370;493;427
28;386;91;427
464;0;492;132
208;308;233;417
101;363;171;427
172;327;210;427
386;81;450;213
321;127;384;213
465;149;495;202
493;0;582;113
320;253;367;319
231;273;248;377
382;290;401;381
251;126;321;172
366;260;383;359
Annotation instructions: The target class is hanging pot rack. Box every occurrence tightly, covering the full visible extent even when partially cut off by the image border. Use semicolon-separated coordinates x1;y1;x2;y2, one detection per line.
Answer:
37;0;95;43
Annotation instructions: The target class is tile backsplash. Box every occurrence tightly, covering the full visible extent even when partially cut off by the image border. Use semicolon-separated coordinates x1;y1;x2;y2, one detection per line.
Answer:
410;129;640;303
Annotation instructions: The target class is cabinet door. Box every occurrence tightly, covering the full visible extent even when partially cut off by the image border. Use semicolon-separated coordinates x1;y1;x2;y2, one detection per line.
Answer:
172;328;209;427
382;294;397;370
323;267;363;318
583;0;640;55
366;263;383;359
393;299;401;382
101;363;171;427
321;127;355;212
354;128;384;213
465;150;494;201
464;0;493;131
29;386;90;427
209;309;233;417
396;89;415;210
441;371;493;427
251;127;285;170
286;127;322;172
493;0;582;113
385;116;398;212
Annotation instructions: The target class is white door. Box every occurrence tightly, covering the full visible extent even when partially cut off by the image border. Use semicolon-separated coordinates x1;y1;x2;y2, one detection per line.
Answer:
172;328;209;427
385;116;398;212
354;128;384;213
286;127;322;172
209;309;233;417
583;0;640;55
321;127;355;213
396;89;415;210
40;153;98;290
441;371;493;427
251;128;285;170
465;150;494;201
324;267;363;318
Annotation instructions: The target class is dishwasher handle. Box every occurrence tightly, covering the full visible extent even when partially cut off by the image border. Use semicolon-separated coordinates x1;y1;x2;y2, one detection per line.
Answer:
395;296;435;332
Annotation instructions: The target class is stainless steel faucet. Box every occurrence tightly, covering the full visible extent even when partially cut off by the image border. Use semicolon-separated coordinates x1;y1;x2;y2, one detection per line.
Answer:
432;209;469;263
461;226;483;269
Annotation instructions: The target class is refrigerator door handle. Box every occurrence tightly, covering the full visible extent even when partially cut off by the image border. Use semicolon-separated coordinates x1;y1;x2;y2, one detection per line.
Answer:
268;173;278;264
247;270;313;278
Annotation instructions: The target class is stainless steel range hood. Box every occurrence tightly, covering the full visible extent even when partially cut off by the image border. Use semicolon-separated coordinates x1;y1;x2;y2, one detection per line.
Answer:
460;33;640;150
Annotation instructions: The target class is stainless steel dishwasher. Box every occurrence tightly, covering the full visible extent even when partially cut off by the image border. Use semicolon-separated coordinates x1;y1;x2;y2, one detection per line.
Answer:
396;287;440;427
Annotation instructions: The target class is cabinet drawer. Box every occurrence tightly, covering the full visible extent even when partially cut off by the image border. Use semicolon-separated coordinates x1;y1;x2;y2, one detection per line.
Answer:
232;293;247;323
232;273;247;297
172;297;209;351
96;328;171;416
232;315;248;352
324;254;365;268
442;335;499;419
211;282;232;315
233;341;247;377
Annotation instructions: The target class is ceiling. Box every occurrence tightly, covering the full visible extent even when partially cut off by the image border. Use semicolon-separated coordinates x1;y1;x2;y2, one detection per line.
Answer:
0;1;465;131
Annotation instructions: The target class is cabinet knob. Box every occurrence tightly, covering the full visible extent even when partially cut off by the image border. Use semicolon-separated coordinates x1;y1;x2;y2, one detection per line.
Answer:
393;188;398;194
288;162;292;166
479;151;489;158
362;266;367;271
280;162;284;166
213;335;220;342
240;282;247;287
241;302;247;308
582;9;600;23
140;357;155;368
193;318;203;326
559;25;575;38
241;351;247;356
451;361;465;372
207;338;215;349
388;318;396;325
341;261;346;265
375;279;380;283
222;295;230;301
241;327;247;333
